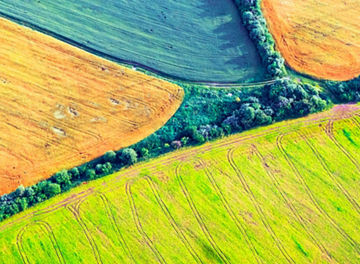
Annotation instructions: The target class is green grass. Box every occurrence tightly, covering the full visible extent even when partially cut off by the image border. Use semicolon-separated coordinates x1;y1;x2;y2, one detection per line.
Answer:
0;0;266;82
1;106;360;263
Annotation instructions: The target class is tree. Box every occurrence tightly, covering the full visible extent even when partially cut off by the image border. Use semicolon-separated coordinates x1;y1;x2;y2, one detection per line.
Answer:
119;148;138;166
52;170;71;188
140;147;149;159
69;167;80;180
43;183;61;198
104;150;117;163
15;185;25;197
85;169;96;180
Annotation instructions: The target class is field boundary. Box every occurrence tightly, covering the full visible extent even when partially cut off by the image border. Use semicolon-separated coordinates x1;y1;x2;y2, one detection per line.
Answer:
2;106;360;230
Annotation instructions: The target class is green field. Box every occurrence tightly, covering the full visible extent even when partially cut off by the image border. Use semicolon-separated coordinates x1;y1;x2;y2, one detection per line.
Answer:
1;105;360;263
0;0;266;82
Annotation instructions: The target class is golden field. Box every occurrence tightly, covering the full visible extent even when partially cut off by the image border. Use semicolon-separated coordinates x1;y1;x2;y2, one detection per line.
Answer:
0;18;183;195
262;0;360;81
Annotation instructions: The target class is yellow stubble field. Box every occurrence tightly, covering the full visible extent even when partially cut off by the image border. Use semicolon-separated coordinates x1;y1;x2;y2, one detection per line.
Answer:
262;0;360;81
0;18;183;195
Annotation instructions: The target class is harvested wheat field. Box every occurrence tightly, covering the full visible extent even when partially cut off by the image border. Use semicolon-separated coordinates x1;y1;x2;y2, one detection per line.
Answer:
262;0;360;81
0;17;183;195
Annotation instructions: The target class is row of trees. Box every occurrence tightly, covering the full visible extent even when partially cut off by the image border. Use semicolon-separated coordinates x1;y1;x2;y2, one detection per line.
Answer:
325;77;360;102
0;148;138;221
235;0;286;78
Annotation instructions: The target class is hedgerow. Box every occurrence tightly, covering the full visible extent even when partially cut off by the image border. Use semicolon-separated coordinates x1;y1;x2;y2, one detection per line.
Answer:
234;0;286;78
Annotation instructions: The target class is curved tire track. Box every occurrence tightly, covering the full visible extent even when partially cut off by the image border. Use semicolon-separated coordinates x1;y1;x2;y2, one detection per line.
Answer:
175;162;229;264
67;198;103;264
198;158;263;264
227;148;296;264
95;192;136;263
16;220;65;264
277;134;360;254
125;181;167;264
251;145;335;262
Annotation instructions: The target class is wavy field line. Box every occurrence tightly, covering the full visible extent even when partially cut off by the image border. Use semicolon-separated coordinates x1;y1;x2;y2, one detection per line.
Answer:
67;198;103;264
144;176;203;264
325;120;360;173
198;159;263;264
251;145;335;262
16;224;31;264
95;192;136;263
227;148;296;264
175;162;229;264
276;134;360;254
16;221;65;264
299;132;360;215
125;181;167;264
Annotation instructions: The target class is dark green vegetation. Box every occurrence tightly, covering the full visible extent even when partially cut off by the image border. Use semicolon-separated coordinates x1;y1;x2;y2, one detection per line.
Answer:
0;0;266;82
235;0;286;78
325;77;360;102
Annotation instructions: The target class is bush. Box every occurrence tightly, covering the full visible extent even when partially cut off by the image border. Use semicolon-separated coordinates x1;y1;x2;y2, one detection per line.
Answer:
52;170;71;188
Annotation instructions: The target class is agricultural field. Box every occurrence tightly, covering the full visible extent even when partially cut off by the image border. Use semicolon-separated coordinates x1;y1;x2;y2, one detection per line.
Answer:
0;0;266;82
262;0;360;81
0;17;183;195
1;105;360;263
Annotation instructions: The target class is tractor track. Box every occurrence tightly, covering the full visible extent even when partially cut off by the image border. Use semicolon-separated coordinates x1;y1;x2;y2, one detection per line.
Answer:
144;176;203;264
199;158;263;264
299;131;360;215
227;148;296;264
125;181;167;264
325;120;360;173
67;197;103;264
95;192;136;263
251;144;335;262
16;220;65;264
175;162;229;264
277;134;360;254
